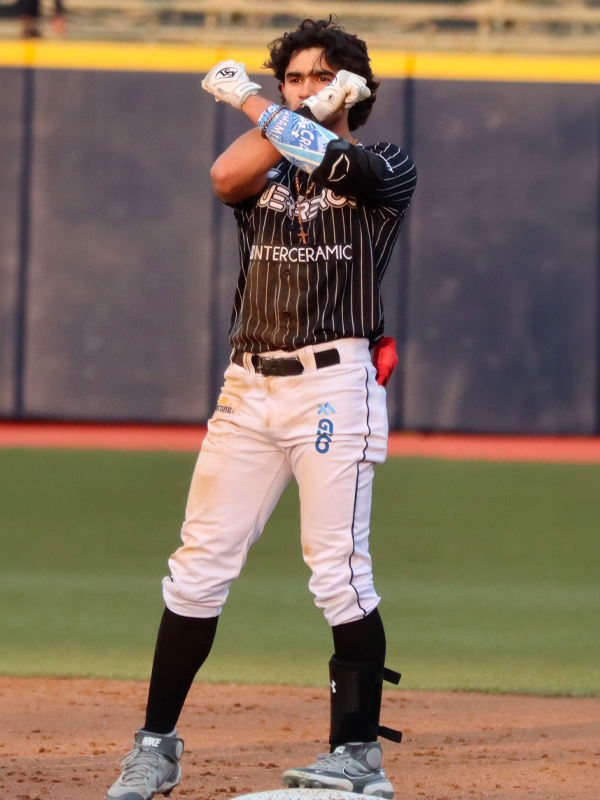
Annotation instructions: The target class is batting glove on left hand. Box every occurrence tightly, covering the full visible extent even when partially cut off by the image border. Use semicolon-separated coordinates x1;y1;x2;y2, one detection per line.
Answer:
300;70;371;123
201;60;262;109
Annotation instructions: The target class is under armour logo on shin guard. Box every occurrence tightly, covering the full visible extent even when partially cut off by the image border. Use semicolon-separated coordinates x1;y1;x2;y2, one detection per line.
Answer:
330;680;336;693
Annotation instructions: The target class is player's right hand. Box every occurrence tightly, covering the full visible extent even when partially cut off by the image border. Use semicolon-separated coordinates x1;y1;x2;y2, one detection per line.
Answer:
201;60;262;109
300;70;371;123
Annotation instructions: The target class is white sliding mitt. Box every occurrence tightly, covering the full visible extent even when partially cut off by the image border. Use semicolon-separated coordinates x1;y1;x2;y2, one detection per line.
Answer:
300;70;371;123
201;60;262;109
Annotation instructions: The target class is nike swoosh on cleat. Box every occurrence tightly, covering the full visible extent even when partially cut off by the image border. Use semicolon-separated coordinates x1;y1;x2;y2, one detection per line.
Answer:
343;769;369;779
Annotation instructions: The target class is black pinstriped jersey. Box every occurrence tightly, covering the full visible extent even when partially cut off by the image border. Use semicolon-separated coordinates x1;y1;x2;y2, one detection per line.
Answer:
228;142;417;353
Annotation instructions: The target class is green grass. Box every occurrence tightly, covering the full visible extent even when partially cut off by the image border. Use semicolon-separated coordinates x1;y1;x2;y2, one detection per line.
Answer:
0;448;598;694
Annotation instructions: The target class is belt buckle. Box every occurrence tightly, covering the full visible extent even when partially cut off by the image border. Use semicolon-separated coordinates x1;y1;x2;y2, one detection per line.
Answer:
258;357;281;377
258;356;304;377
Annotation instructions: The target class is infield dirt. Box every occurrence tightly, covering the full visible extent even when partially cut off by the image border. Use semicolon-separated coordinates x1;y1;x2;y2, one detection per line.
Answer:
0;677;597;800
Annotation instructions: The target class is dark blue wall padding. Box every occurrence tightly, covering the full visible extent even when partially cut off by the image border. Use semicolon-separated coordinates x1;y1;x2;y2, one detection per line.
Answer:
0;66;598;431
407;80;599;433
0;68;23;415
24;69;217;421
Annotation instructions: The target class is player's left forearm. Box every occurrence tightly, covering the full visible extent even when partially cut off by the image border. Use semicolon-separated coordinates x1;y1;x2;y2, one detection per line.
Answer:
243;97;337;175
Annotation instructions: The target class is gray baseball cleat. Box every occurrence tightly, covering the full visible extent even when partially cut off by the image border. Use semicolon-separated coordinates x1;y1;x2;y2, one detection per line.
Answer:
105;729;184;800
281;741;394;798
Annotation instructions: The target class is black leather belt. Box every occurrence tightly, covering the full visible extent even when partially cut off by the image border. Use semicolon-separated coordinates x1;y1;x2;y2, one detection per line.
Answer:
232;348;340;377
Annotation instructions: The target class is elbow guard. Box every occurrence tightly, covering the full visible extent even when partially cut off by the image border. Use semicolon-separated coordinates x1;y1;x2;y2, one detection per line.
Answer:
311;139;388;197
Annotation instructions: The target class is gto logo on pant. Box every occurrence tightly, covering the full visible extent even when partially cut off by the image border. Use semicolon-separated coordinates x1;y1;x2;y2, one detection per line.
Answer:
316;418;334;453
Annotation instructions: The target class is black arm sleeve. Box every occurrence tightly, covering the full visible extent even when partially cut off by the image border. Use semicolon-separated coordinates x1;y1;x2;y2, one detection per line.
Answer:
311;139;417;212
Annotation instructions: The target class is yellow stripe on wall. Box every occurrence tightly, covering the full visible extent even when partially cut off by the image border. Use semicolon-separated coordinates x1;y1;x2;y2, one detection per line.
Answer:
398;52;600;83
1;40;599;83
0;41;268;72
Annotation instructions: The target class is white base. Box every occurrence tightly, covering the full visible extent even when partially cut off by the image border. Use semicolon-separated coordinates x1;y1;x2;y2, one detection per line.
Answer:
234;792;374;800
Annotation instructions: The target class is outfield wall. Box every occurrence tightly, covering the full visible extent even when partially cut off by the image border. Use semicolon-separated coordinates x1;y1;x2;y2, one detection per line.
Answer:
0;44;599;433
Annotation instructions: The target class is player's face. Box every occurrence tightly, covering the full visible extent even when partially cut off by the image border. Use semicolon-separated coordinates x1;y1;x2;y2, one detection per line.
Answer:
281;47;337;111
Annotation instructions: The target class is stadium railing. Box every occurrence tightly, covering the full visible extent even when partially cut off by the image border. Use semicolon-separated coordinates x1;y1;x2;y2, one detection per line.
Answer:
0;0;599;53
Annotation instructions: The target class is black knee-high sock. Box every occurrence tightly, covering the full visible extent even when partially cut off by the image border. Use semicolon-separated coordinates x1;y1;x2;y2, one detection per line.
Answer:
332;607;386;666
144;607;218;734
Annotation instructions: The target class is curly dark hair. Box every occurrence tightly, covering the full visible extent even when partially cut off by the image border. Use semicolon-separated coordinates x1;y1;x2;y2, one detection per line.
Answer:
264;17;379;132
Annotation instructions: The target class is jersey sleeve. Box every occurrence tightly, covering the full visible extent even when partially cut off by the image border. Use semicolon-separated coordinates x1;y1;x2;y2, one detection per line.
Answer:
311;140;417;213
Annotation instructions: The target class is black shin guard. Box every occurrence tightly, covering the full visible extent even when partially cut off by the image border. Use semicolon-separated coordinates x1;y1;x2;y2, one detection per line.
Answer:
329;658;381;748
329;657;402;750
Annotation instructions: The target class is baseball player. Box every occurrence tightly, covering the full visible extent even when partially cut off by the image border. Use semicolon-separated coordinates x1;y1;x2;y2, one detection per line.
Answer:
106;17;416;800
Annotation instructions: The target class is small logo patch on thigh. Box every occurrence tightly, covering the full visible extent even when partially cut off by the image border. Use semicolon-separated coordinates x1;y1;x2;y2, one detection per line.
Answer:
216;394;238;415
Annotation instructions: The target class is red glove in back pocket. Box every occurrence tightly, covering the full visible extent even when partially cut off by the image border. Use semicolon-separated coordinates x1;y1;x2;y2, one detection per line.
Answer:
372;336;398;387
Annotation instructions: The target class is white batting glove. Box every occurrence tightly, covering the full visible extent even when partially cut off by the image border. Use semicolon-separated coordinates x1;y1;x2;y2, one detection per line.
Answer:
300;70;371;123
201;60;262;109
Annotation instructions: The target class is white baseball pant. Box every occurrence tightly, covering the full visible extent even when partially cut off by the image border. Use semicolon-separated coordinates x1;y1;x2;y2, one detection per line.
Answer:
162;337;388;627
